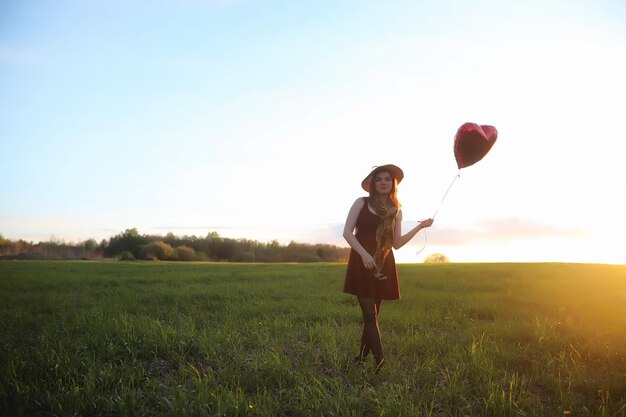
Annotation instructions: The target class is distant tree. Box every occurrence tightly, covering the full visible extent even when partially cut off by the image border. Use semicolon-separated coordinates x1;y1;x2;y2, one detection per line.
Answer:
298;254;322;262
214;238;236;261
424;253;449;263
264;240;281;262
163;232;182;248
1;228;350;263
194;251;209;262
313;244;349;262
83;239;98;253
104;228;149;257
0;234;10;254
234;251;255;262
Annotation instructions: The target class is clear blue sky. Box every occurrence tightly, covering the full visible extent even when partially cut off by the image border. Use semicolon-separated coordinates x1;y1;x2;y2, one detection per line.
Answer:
2;0;625;263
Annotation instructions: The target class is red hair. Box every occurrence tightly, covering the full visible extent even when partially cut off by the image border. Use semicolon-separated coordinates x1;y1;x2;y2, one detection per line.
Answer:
367;171;400;275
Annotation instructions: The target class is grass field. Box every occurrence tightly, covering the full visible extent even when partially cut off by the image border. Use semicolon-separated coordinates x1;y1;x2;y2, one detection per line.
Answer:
1;261;625;417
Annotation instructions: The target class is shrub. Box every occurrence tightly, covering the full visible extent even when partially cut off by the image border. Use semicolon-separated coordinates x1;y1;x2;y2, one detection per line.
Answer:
175;245;197;261
118;250;136;261
138;241;175;261
424;253;449;263
298;254;322;263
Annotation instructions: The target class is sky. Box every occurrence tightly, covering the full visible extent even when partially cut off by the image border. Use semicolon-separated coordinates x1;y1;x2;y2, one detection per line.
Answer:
1;0;625;264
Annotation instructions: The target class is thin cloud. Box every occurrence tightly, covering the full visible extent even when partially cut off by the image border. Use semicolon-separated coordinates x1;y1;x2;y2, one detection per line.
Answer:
424;217;586;246
422;227;472;246
476;218;585;241
0;44;45;66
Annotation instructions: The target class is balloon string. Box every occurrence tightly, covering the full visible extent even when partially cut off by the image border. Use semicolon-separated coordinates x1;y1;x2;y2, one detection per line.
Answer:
432;170;461;220
416;170;461;255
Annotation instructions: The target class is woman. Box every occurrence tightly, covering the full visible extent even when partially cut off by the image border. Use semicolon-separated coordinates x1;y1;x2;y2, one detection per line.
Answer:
343;164;433;371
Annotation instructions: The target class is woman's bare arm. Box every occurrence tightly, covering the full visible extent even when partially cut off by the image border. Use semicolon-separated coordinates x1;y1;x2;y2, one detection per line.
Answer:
392;210;433;250
343;197;376;270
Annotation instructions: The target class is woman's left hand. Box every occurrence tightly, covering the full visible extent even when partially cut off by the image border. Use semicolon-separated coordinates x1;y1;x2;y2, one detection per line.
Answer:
420;218;434;228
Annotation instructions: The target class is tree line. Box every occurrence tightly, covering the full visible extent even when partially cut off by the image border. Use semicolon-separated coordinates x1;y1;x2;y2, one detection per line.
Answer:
0;229;350;263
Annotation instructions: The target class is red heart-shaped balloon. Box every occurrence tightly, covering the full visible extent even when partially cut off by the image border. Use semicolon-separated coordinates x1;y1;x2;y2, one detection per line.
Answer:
454;122;498;169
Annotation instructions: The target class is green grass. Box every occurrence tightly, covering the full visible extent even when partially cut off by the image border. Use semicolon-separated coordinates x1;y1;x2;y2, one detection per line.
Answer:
1;261;625;417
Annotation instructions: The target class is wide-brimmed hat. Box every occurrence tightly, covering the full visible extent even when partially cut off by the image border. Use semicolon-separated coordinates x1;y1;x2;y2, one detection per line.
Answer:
361;164;404;192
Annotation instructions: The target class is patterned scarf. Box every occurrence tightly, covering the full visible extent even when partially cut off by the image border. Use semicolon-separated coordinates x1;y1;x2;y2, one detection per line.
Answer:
369;195;398;278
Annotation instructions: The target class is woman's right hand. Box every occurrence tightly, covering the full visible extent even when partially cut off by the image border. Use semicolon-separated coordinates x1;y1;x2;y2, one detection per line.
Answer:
361;252;376;270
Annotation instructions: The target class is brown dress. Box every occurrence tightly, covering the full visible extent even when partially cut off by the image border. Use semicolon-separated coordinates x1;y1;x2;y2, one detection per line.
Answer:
343;197;400;300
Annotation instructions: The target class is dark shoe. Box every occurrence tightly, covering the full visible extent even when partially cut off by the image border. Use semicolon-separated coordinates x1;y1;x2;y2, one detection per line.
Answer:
353;355;366;365
374;358;385;374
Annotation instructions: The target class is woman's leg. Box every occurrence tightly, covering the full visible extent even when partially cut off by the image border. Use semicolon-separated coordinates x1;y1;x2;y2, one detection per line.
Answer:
357;297;384;366
357;299;383;360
